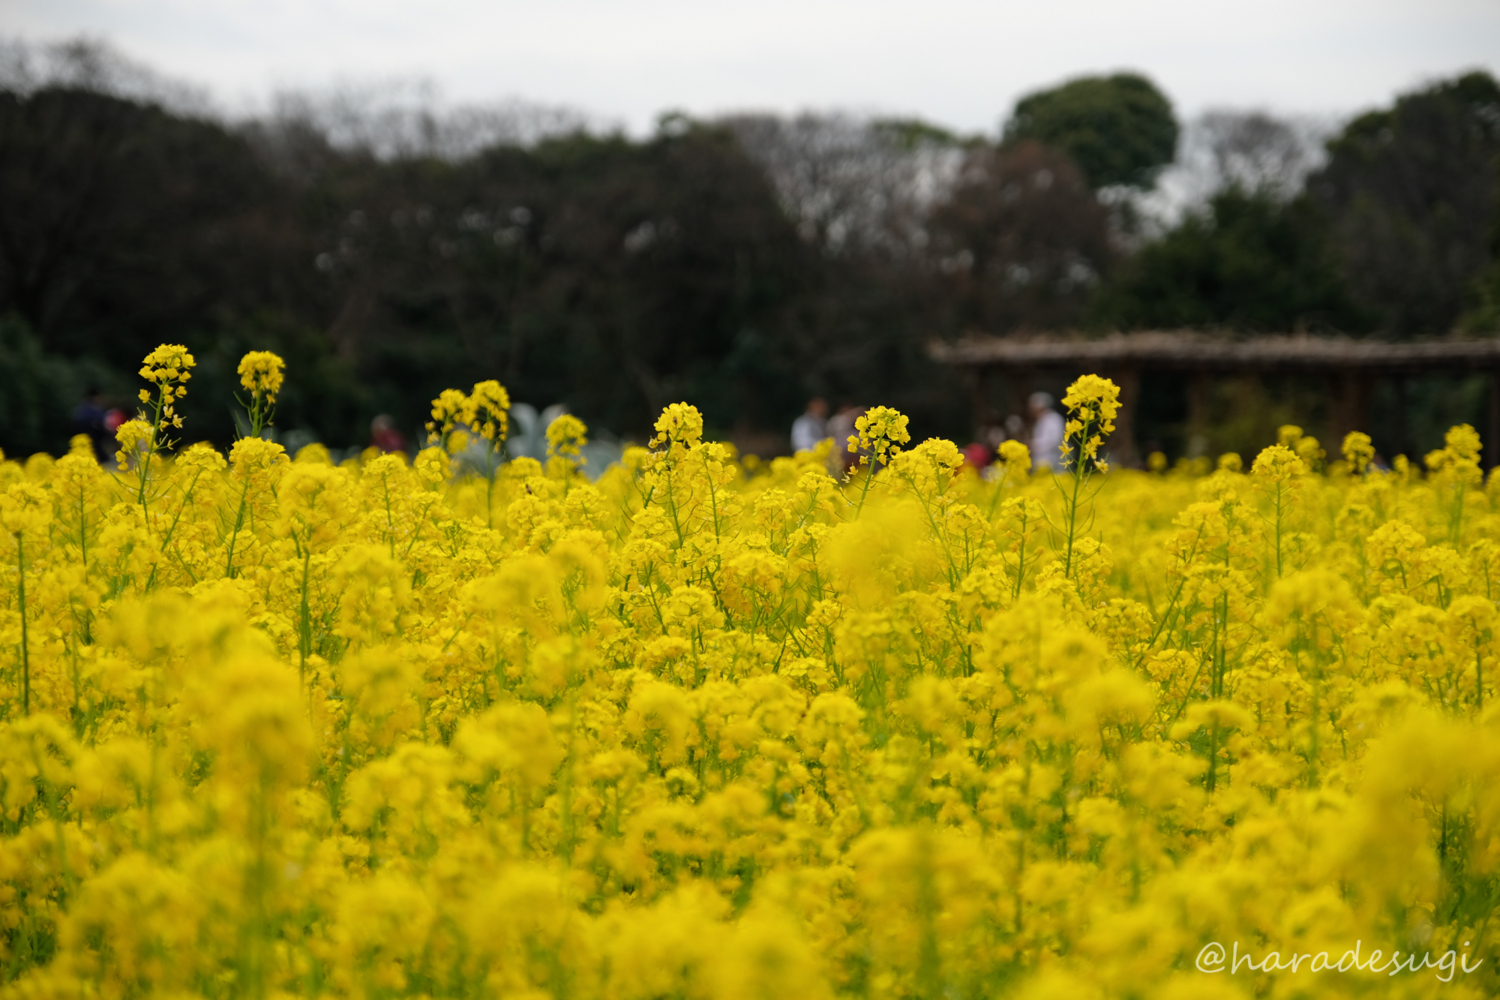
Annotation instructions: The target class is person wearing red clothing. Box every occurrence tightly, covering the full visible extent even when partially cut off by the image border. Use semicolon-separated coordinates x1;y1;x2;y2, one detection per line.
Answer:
371;414;408;455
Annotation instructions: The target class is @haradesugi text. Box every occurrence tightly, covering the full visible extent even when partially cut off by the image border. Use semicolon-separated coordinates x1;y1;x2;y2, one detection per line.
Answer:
1196;941;1485;981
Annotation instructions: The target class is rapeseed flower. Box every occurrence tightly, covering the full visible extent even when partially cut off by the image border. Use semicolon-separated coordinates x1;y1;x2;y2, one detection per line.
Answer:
0;348;1498;999
547;413;588;475
237;350;285;437
1341;430;1375;474
237;350;285;401
850;405;910;467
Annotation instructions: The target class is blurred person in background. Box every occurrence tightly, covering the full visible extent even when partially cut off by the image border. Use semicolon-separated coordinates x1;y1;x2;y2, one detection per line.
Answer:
371;414;408;455
827;402;863;476
71;386;112;463
790;396;830;453
1029;392;1065;471
963;425;1008;471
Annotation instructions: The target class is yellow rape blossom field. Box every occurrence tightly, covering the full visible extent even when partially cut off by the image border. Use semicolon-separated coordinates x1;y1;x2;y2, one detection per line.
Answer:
3;346;1500;999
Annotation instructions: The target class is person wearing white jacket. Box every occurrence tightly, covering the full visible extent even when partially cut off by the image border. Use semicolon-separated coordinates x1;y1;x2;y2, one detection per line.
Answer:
1028;392;1066;471
790;397;830;453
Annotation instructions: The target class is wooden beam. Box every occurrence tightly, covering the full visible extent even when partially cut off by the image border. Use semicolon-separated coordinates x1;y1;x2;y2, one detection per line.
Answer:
930;332;1500;374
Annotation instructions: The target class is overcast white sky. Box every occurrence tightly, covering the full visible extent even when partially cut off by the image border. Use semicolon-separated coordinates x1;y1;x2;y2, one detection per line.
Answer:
3;0;1498;134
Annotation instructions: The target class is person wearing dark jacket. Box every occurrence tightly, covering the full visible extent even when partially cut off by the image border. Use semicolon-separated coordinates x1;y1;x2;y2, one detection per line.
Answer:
71;387;112;463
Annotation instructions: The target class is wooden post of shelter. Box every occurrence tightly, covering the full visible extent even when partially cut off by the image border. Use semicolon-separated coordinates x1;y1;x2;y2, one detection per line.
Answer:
965;365;992;439
1326;371;1370;455
1392;376;1409;461
1185;374;1210;458
1107;367;1141;468
1002;368;1034;423
1488;368;1500;471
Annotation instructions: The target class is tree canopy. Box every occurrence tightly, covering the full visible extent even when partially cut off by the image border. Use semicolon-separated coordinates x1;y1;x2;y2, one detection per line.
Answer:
1004;73;1179;190
929;141;1112;332
1090;187;1360;332
1308;70;1500;334
1;45;1498;460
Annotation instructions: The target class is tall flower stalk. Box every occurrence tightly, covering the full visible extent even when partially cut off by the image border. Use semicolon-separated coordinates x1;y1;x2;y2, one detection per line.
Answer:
1055;374;1120;578
120;344;196;509
547;413;589;491
467;380;512;527
1;483;47;714
237;351;286;440
848;406;911;515
427;381;512;528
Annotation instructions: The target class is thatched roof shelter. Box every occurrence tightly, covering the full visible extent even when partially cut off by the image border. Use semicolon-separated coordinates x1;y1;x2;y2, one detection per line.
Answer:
930;331;1500;467
932;331;1500;371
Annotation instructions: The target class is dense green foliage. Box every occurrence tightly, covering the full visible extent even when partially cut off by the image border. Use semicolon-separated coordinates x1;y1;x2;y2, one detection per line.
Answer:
0;86;970;456
1004;73;1179;190
1091;188;1359;332
1308;71;1500;335
1092;72;1500;336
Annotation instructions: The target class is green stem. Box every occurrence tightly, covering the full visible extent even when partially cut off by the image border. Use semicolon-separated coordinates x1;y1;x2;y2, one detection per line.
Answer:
486;448;496;530
16;532;29;714
298;547;313;684
1061;414;1093;580
1273;482;1286;580
559;690;578;864
1064;461;1084;578
145;468;203;593
662;463;686;548
1306;655;1321;788
225;476;252;579
136;384;168;508
1206;720;1219;793
249;392;270;441
854;461;876;516
1012;524;1028;601
74;480;89;577
985;465;1011;521
1476;640;1484;712
702;449;723;541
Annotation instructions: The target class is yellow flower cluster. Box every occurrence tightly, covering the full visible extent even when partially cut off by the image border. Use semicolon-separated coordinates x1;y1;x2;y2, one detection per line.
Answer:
850;405;911;467
237;350;286;403
1342;430;1375;474
1060;373;1120;470
467;379;512;445
111;418;153;471
426;380;514;455
3;357;1500;999
138;343;195;386
236;350;286;439
546;413;588;474
651;401;706;458
136;343;195;430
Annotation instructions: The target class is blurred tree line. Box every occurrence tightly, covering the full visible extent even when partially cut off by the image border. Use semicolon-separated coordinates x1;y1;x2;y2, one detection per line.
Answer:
0;39;1497;458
